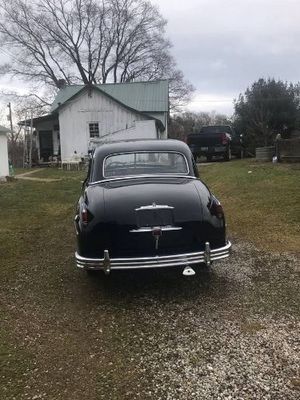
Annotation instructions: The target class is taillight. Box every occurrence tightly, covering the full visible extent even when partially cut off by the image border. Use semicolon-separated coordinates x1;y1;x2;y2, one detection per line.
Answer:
81;208;89;224
210;199;224;219
221;133;228;145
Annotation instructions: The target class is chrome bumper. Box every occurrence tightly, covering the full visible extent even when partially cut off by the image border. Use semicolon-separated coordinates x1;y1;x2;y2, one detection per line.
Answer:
75;241;231;273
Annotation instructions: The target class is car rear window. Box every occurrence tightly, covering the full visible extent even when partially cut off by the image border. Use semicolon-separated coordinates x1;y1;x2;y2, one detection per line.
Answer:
103;152;189;178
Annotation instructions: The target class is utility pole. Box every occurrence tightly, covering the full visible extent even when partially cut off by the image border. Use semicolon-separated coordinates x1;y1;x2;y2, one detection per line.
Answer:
7;102;13;133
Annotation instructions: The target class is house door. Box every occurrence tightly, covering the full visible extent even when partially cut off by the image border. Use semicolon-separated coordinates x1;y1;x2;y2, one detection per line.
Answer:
39;131;53;161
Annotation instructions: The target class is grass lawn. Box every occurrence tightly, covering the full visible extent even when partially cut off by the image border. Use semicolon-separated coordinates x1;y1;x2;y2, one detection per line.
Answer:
199;160;300;253
11;160;300;254
1;171;86;399
14;167;86;178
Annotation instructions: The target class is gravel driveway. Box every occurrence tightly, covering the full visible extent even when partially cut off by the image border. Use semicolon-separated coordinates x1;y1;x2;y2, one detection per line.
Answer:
1;240;299;400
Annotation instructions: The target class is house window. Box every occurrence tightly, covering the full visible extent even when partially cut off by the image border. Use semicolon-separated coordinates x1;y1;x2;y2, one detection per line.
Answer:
89;122;99;138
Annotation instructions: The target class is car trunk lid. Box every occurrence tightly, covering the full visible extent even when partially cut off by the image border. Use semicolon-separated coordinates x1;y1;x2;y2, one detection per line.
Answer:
85;177;212;257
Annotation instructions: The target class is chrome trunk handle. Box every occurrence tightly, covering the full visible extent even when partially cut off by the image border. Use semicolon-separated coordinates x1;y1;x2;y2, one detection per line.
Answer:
135;203;174;211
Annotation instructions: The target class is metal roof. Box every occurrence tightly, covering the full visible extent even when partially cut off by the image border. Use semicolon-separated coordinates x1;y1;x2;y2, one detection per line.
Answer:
50;80;169;113
18;113;58;126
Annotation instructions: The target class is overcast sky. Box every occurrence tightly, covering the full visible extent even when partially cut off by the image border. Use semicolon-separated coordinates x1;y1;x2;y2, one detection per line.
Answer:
0;0;299;116
153;0;300;114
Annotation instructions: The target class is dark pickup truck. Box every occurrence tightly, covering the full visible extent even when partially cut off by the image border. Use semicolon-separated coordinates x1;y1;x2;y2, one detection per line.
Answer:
187;125;241;161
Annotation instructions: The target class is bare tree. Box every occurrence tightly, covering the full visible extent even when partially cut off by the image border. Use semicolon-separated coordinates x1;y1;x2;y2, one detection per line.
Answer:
0;0;194;108
1;89;53;165
169;111;232;139
1;90;53;116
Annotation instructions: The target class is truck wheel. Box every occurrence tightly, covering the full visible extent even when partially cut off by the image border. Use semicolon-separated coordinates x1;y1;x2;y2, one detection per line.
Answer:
224;147;231;161
206;155;212;162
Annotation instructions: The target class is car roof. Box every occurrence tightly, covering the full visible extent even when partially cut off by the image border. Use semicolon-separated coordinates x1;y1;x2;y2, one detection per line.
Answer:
93;139;191;158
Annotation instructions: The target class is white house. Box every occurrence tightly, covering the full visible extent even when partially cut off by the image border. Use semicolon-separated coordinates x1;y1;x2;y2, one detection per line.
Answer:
0;125;10;180
21;80;169;162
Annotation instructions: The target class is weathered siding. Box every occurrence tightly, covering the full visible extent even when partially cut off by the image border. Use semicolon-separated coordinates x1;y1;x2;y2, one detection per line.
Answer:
0;133;9;178
59;90;155;160
89;120;158;150
147;112;167;138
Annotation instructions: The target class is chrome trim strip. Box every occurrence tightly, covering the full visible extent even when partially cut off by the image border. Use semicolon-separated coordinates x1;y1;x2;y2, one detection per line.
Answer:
75;241;231;271
135;204;174;211
89;174;197;186
130;226;182;233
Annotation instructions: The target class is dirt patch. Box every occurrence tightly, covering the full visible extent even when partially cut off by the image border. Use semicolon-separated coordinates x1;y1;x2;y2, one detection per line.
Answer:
15;176;61;182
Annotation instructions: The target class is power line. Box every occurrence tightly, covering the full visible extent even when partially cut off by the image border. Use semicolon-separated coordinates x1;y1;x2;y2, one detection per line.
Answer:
0;47;20;64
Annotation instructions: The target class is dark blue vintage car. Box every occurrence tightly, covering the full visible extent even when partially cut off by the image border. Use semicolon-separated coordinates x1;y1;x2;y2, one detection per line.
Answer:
74;139;231;274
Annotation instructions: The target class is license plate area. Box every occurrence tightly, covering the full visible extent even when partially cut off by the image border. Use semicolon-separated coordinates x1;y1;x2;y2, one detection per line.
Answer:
136;209;174;227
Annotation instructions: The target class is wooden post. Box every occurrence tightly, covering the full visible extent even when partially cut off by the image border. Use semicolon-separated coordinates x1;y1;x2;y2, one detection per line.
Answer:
23;114;27;168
